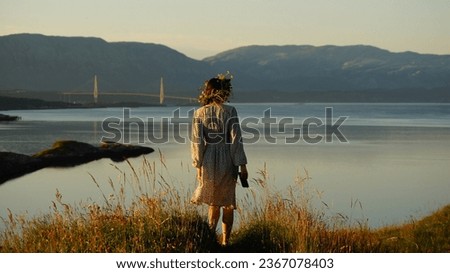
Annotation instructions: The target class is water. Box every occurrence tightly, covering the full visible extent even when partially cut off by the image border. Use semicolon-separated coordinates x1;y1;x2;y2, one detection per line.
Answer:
1;103;449;228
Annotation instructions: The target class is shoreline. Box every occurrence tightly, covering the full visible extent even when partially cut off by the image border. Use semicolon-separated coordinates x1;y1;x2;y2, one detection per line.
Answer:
0;140;154;185
2;87;450;111
0;113;21;121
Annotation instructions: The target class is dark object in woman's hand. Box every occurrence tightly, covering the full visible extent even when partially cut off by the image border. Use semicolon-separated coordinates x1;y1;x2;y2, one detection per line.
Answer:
239;172;249;188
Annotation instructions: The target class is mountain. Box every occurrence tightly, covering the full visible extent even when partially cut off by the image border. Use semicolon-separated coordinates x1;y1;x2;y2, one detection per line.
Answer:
204;45;450;92
1;33;449;102
0;33;210;95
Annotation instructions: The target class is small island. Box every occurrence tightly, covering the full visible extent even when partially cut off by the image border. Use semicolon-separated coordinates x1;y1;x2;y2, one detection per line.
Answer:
0;140;154;185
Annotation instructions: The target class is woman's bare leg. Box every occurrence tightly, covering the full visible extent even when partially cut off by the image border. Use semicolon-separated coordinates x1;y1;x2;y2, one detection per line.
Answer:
208;206;220;231
222;207;234;246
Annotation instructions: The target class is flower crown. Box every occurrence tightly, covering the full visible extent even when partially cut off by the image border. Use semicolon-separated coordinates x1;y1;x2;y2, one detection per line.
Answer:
216;71;233;81
198;71;233;105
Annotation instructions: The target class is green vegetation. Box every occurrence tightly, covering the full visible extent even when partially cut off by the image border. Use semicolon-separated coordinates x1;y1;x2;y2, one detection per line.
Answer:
0;157;448;253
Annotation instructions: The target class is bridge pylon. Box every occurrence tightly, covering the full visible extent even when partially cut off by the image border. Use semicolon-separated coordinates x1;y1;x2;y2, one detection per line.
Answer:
93;75;99;104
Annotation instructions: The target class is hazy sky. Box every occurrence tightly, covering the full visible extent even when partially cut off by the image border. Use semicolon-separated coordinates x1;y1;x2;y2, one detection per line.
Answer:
1;0;449;59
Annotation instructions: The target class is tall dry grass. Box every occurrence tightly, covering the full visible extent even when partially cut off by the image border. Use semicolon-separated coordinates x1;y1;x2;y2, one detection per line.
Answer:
231;163;378;252
0;152;217;252
1;152;448;252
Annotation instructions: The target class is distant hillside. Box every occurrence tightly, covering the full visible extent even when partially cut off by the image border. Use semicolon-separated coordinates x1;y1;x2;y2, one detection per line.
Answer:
204;45;450;92
1;34;450;102
0;33;209;96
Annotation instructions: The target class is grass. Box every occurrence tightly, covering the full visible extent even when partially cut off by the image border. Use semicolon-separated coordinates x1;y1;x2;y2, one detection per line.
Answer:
0;154;449;253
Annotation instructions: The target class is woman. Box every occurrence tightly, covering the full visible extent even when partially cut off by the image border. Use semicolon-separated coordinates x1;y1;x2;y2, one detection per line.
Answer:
191;73;248;246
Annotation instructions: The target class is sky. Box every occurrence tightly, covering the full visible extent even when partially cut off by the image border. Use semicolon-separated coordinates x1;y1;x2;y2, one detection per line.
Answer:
1;0;449;60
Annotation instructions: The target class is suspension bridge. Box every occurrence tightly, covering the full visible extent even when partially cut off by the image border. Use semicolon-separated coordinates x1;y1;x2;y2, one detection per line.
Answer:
62;75;197;105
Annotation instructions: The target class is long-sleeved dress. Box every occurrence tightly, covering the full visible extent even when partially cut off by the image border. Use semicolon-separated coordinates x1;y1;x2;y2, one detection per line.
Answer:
191;103;247;208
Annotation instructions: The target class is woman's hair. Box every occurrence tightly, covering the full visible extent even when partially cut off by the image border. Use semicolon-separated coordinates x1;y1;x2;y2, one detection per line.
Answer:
198;73;233;106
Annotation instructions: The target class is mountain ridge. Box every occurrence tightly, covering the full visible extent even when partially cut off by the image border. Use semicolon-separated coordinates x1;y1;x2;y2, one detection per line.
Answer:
0;33;209;95
203;44;450;92
1;33;449;102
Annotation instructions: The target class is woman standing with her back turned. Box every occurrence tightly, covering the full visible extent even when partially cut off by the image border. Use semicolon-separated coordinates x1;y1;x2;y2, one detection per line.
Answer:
190;73;248;246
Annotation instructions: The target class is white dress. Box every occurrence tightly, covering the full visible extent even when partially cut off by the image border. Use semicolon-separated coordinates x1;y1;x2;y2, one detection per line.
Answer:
191;103;247;208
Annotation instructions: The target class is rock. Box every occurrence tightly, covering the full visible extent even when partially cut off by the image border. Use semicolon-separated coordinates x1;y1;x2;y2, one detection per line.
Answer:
99;141;155;162
0;140;154;185
0;113;21;121
32;140;101;167
0;152;45;182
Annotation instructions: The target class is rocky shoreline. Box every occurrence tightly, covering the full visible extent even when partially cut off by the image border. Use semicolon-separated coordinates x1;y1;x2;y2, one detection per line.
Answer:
0;140;154;185
0;113;21;121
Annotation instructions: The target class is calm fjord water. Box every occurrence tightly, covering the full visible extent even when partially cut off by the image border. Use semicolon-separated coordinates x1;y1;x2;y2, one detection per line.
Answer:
1;103;449;228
